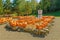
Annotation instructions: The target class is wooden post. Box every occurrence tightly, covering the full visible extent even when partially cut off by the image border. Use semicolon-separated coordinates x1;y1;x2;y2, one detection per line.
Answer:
38;10;43;18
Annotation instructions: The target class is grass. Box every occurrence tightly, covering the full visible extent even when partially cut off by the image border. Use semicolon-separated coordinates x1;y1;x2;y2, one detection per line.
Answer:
43;11;60;17
31;11;60;17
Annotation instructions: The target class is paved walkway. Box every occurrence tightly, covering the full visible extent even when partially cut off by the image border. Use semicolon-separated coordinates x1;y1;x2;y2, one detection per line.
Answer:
0;17;60;40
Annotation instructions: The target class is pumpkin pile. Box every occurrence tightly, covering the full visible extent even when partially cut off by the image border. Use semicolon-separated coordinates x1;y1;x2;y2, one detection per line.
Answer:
5;16;55;36
0;18;7;24
0;16;55;37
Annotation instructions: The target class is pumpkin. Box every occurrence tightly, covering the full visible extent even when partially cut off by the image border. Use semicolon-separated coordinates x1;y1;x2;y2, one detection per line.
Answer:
49;16;55;19
37;26;43;30
21;22;27;28
27;20;35;25
18;16;25;19
17;20;25;23
9;20;17;27
36;23;43;30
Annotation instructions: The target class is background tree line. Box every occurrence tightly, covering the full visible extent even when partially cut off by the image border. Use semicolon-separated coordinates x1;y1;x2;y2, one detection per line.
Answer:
0;0;60;16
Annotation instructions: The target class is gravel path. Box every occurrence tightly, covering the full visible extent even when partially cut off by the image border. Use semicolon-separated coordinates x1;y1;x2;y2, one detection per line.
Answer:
0;17;60;40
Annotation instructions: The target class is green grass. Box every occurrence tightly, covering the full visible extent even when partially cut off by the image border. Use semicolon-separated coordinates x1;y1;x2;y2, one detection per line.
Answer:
43;11;60;17
30;11;60;17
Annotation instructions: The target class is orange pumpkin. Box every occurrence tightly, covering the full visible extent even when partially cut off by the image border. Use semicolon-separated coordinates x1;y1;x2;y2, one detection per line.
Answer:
22;22;27;28
37;26;43;30
36;24;43;30
18;16;25;19
9;20;17;27
49;16;55;19
17;20;25;23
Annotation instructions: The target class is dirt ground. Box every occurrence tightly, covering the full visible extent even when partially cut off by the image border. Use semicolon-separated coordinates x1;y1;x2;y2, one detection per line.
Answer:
0;17;60;40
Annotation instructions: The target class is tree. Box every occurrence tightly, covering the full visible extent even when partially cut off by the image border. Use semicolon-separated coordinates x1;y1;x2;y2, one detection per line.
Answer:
43;0;51;13
25;1;32;16
16;0;26;16
56;0;60;10
49;0;57;11
31;0;38;10
38;0;51;13
37;0;43;10
3;0;11;14
0;0;3;14
31;0;38;15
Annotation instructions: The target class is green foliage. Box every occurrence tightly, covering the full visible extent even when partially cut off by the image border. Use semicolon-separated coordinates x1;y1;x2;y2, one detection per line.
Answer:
1;0;60;16
17;0;26;16
0;0;3;14
17;0;38;16
39;0;51;13
25;1;32;15
38;0;60;13
31;0;38;10
11;12;17;16
3;0;12;14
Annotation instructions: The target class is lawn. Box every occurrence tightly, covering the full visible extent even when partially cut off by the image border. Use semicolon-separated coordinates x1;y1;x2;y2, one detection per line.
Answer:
43;11;60;17
31;11;60;17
